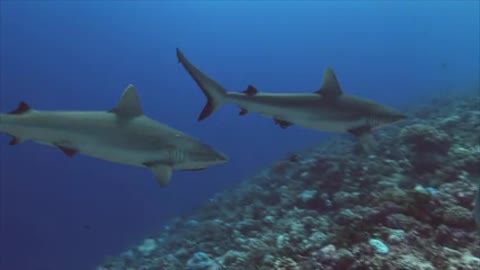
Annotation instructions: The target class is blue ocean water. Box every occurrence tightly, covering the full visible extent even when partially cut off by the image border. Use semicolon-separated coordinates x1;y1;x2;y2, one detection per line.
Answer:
0;1;478;270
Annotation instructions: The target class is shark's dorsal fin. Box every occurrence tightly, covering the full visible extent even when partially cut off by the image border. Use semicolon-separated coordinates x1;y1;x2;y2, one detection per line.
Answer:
316;67;342;97
110;84;143;117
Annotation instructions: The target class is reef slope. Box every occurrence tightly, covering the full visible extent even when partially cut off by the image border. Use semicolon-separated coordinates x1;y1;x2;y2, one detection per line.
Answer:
98;92;480;270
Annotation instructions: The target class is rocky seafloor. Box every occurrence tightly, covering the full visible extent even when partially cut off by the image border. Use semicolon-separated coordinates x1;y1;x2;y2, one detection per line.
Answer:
98;91;480;270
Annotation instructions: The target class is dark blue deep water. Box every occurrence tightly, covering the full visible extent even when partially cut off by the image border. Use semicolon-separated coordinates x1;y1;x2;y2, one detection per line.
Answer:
1;1;478;270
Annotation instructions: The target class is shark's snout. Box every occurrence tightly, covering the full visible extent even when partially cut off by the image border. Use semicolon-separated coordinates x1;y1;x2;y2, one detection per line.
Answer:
378;106;407;124
214;150;229;163
187;142;229;167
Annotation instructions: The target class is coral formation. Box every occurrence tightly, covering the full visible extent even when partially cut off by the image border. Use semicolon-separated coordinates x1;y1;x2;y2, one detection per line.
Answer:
97;92;480;269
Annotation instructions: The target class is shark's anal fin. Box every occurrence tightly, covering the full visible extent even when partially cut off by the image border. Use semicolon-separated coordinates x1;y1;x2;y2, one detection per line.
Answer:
56;145;78;157
315;68;342;98
242;85;258;96
110;85;143;118
274;118;292;129
9;102;32;115
144;162;172;187
239;108;248;116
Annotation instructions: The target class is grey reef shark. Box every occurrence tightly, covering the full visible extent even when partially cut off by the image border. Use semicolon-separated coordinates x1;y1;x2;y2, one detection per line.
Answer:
176;48;480;234
176;48;406;148
0;85;228;186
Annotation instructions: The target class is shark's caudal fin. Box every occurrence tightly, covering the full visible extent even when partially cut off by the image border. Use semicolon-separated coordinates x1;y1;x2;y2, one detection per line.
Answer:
176;48;227;121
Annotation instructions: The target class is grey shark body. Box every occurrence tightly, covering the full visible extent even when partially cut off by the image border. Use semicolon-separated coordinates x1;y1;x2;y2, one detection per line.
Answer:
176;48;406;140
0;85;228;186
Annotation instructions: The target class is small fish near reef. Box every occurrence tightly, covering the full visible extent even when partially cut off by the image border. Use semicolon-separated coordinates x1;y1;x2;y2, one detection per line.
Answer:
0;85;228;186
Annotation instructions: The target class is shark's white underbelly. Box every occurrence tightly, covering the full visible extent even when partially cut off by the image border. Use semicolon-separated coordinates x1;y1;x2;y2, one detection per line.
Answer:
289;117;363;132
15;127;162;167
73;143;160;167
239;101;363;132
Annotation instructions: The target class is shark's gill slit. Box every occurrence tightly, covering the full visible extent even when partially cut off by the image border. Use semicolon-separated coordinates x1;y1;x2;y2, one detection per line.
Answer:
169;149;184;163
367;117;382;127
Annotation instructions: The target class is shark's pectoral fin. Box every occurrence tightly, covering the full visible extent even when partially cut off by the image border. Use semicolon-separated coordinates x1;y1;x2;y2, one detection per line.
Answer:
348;125;371;137
110;85;144;118
242;85;258;96
315;67;342;98
348;125;376;152
144;162;172;187
274;118;293;129
239;108;248;116
9;102;32;115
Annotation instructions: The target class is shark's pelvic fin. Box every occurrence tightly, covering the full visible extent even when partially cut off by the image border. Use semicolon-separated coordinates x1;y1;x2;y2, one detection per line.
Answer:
9;102;32;115
239;108;248;116
146;163;172;187
242;85;258;96
316;67;342;98
274;118;293;129
176;48;227;121
54;142;78;157
8;136;23;146
110;84;143;118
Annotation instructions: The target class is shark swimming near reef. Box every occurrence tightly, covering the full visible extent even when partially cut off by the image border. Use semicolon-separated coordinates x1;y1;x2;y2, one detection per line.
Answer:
0;84;228;186
176;48;406;143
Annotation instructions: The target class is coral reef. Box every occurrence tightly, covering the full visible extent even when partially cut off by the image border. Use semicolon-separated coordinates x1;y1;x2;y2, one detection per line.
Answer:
97;92;480;270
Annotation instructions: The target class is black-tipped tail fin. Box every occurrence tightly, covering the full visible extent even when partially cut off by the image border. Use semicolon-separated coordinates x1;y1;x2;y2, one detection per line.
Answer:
176;48;227;121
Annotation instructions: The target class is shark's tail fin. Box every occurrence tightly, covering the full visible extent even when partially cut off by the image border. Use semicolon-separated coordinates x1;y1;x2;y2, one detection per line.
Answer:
176;48;227;121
